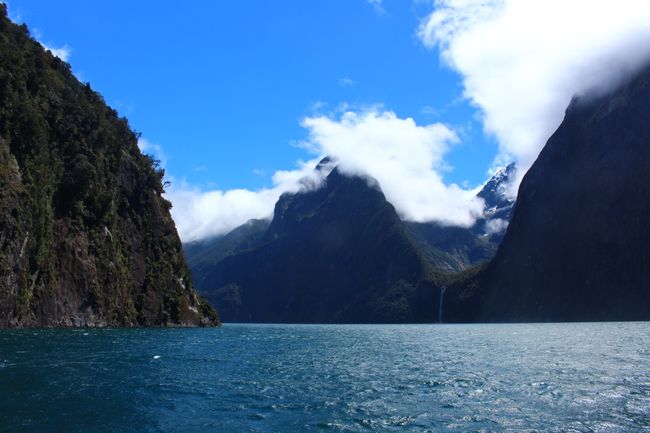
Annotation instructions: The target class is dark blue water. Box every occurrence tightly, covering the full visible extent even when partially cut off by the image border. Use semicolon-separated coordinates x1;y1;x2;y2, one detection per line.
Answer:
1;323;649;432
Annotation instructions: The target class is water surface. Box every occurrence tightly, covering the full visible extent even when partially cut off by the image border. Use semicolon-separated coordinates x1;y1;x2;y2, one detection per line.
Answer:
1;323;649;432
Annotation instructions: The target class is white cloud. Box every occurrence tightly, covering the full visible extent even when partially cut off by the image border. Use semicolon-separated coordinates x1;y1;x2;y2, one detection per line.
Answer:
338;77;355;87
166;158;330;243
166;109;486;242
367;0;385;14
301;109;484;226
484;217;508;236
40;42;72;62
137;138;323;243
421;105;440;117
418;0;650;188
27;25;72;63
137;138;167;168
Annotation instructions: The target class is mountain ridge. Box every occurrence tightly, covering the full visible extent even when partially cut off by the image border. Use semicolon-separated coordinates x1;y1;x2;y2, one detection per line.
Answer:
191;167;444;323
187;160;515;323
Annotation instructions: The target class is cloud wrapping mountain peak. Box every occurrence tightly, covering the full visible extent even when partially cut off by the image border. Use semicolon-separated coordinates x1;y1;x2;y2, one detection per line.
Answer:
419;0;650;184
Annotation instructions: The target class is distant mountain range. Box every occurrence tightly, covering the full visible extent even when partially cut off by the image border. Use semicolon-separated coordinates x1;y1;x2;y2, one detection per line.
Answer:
186;159;515;323
188;62;650;324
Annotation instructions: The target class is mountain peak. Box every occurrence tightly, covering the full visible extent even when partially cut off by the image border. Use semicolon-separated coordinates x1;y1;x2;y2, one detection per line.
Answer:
477;163;516;205
315;156;337;173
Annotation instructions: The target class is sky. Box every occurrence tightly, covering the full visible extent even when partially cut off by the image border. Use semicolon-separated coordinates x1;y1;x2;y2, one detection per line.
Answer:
6;0;650;241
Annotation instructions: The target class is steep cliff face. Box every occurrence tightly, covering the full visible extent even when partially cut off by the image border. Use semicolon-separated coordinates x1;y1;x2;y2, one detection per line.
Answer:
447;65;650;322
0;6;218;327
193;168;445;323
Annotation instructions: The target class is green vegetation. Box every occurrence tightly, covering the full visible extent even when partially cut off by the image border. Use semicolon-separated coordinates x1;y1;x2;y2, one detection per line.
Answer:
0;5;218;326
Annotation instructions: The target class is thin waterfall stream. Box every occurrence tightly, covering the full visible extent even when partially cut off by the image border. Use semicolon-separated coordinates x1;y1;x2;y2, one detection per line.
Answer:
438;285;447;323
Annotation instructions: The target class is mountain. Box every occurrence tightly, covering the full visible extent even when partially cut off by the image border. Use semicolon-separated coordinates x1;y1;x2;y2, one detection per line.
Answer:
0;6;218;327
191;167;448;323
187;159;516;323
446;64;650;322
185;218;269;289
405;163;516;272
473;163;516;243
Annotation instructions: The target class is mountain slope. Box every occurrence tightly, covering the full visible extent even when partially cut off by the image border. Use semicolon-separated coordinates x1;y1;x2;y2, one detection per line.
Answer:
404;222;496;272
193;168;446;323
185;218;269;289
0;6;218;327
447;65;650;322
404;163;515;272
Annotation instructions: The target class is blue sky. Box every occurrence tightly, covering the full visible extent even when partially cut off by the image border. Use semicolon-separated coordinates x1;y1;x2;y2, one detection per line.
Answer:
8;0;650;241
7;0;496;191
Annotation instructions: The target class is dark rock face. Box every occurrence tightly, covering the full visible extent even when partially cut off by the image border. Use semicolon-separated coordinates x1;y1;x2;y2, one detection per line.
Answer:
448;64;650;322
192;168;443;323
0;7;218;327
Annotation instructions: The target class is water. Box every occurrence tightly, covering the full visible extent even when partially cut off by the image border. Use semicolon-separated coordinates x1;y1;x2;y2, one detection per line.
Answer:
1;323;649;432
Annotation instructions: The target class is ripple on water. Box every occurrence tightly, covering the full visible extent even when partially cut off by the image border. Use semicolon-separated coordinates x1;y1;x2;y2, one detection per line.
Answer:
0;323;649;432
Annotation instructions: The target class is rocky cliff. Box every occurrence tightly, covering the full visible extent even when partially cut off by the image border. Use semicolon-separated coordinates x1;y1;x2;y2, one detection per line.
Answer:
447;64;650;322
0;6;218;327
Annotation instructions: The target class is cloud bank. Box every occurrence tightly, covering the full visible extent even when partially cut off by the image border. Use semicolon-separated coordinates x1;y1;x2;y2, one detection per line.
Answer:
168;0;650;242
418;0;650;186
168;109;484;242
301;110;483;226
167;158;331;242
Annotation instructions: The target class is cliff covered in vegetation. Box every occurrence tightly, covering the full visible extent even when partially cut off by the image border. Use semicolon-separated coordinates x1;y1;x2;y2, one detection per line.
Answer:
0;6;218;327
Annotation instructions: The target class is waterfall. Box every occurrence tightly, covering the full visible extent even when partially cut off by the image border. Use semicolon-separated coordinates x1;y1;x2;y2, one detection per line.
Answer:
438;285;447;323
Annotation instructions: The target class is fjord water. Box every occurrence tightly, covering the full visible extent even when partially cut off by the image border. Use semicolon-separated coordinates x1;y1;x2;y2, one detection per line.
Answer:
1;323;649;432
